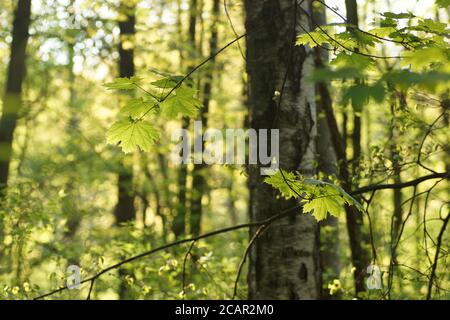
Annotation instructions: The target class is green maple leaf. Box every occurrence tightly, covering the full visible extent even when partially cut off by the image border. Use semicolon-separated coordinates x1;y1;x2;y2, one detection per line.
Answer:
303;195;345;222
103;76;142;90
160;87;202;119
342;82;385;111
106;119;159;153
367;27;397;38
303;198;328;221
302;179;364;221
296;31;329;48
382;12;414;19
264;169;302;199
121;97;158;119
151;75;186;89
416;19;447;34
331;52;374;70
265;170;365;222
401;47;448;71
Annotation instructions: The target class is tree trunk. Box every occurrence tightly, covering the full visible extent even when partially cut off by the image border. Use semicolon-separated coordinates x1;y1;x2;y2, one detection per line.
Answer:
114;2;137;300
173;0;198;238
0;0;32;192
114;3;137;226
314;49;369;296
345;0;362;173
345;0;370;296
63;3;82;242
311;0;341;299
190;0;220;236
63;40;82;242
246;0;321;299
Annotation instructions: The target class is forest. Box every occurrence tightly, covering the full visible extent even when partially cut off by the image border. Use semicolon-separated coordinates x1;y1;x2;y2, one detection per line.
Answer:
0;0;448;301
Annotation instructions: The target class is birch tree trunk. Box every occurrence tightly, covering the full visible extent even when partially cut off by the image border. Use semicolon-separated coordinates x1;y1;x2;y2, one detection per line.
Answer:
245;0;321;299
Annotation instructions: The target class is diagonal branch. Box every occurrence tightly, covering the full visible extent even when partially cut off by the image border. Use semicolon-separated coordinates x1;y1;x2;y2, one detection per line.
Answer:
351;172;448;195
426;213;450;299
34;204;300;300
139;33;246;119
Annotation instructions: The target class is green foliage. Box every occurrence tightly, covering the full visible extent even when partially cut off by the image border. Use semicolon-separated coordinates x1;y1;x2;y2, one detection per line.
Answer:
265;170;363;222
106;119;159;153
306;13;450;109
104;76;143;90
382;70;450;91
331;52;374;71
303;196;345;222
381;12;415;19
264;170;300;199
1;0;448;302
151;75;187;89
160;87;202;119
104;75;203;152
120;97;159;119
401;47;448;71
342;82;385;111
414;19;448;34
296;31;329;48
435;0;450;8
367;26;397;38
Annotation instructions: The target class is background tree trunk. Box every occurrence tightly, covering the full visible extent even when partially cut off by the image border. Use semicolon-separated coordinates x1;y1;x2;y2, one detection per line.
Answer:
190;0;220;236
346;0;362;173
345;0;370;295
246;0;321;299
0;0;32;192
63;1;82;243
173;0;198;238
115;2;137;300
311;0;341;299
114;3;137;226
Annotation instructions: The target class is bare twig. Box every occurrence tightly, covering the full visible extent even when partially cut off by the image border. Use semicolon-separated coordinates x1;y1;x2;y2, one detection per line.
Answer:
181;240;196;299
351;172;448;195
232;224;268;299
223;0;246;60
417;112;446;174
426;213;450;299
34;204;300;299
139;33;246;119
86;279;95;300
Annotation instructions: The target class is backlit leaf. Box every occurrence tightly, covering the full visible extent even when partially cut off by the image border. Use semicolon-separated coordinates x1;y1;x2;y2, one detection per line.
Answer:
160;87;202;119
103;76;142;90
106;119;159;153
121;97;158;119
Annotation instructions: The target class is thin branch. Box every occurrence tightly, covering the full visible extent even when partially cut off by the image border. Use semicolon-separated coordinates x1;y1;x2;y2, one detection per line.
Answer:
351;172;448;195
426;213;450;299
313;0;415;48
34;204;300;300
297;4;402;59
139;33;246;119
417;111;446;174
386;185;417;299
365;190;378;264
181;240;196;299
86;279;95;300
232;224;268;299
223;0;246;60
